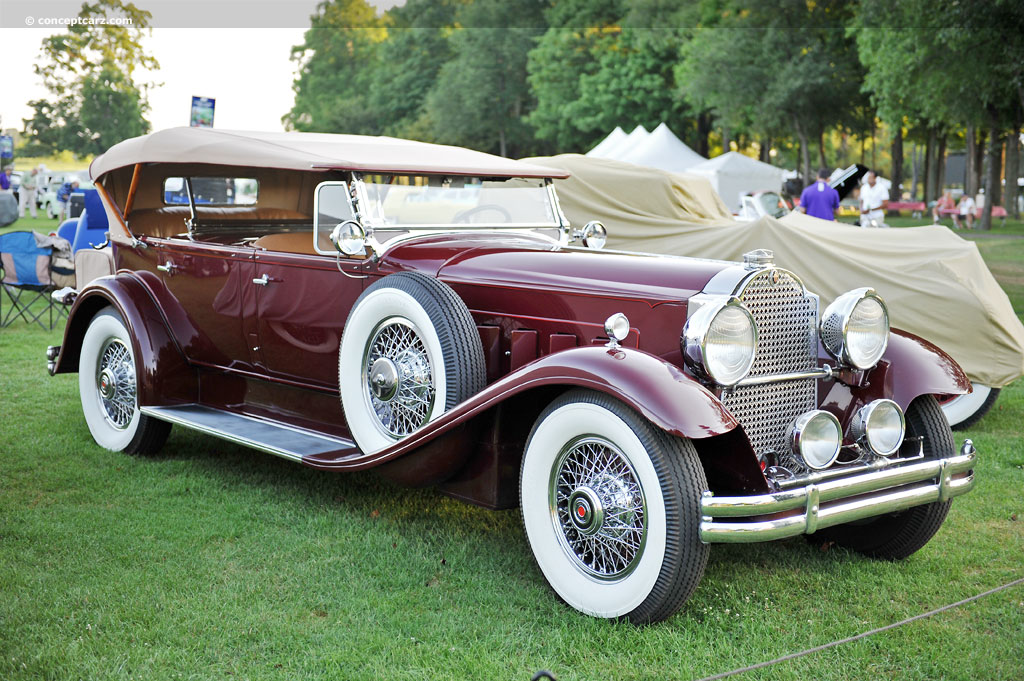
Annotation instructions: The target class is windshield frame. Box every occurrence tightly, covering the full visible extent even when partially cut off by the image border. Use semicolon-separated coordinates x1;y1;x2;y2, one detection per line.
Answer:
350;173;566;231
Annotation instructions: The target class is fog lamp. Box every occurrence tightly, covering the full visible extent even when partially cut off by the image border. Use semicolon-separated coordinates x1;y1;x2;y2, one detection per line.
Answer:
581;221;607;250
789;410;842;470
849;399;905;456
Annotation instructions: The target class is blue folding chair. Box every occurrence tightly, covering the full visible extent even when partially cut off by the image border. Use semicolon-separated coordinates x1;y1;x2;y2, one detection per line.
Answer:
71;189;110;253
0;231;66;330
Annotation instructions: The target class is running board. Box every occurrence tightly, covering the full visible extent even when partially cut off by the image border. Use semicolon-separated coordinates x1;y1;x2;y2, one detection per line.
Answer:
140;404;359;463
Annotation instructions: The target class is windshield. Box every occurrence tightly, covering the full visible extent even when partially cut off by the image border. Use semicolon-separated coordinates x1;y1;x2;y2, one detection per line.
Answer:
356;175;560;228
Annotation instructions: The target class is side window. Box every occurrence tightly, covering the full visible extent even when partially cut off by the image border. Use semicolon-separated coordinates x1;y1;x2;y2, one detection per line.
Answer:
314;182;356;254
163;177;259;205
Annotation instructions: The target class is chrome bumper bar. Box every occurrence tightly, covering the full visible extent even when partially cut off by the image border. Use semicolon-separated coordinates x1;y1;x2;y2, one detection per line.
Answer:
700;439;977;543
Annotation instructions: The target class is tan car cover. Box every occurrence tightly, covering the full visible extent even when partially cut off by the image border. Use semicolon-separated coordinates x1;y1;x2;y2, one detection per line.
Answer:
527;154;1024;388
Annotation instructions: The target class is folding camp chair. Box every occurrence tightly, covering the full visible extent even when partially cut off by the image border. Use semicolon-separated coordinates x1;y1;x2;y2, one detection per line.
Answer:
0;231;67;330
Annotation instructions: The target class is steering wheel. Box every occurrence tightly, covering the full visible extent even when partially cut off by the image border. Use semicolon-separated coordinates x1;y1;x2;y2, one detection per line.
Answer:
453;204;513;224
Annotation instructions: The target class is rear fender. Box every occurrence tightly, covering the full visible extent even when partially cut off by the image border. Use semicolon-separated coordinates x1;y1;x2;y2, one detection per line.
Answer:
51;273;196;406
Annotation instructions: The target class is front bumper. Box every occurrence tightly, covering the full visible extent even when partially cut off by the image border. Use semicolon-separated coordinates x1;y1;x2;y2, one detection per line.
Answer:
700;439;977;543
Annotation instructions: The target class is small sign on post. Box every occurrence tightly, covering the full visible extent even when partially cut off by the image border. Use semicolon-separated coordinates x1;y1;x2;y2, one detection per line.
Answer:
0;135;13;159
190;97;216;128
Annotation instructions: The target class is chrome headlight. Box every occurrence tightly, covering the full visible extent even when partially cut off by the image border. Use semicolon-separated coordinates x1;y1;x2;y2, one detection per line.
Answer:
789;410;842;470
849;399;905;456
820;288;889;369
682;299;757;387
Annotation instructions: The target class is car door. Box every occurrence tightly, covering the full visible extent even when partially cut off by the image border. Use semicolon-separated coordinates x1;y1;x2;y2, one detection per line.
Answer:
251;249;365;388
147;236;257;370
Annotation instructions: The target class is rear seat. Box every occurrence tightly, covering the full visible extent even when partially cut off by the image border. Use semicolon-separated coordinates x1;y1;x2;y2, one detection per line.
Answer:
128;206;310;239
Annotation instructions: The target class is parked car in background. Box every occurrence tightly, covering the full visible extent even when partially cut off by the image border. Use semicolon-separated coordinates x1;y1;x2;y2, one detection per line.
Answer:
737;190;790;220
48;128;977;624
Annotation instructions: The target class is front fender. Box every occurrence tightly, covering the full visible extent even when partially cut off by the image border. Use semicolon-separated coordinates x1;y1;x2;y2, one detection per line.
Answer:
50;273;196;406
878;329;971;408
311;345;739;471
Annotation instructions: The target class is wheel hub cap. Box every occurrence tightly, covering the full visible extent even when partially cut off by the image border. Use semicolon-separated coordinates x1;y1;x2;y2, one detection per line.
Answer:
98;368;116;400
550;437;646;581
368;357;399;402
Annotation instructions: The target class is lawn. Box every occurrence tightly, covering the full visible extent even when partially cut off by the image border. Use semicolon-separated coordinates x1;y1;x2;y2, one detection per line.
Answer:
1;217;1022;681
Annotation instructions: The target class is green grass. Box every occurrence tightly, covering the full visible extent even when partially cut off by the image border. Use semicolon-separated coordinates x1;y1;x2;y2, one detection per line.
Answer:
1;220;1023;681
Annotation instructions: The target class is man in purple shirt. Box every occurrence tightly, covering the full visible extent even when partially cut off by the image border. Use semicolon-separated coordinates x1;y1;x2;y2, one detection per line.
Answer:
798;168;840;221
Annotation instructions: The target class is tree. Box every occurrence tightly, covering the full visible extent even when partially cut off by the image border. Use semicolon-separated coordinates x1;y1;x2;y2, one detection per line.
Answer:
284;0;386;133
425;0;547;157
22;0;156;156
677;0;868;181
854;0;1024;228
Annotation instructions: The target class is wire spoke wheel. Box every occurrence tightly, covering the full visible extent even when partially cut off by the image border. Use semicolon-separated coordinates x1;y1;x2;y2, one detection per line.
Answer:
95;338;137;430
363;317;436;438
551;437;646;581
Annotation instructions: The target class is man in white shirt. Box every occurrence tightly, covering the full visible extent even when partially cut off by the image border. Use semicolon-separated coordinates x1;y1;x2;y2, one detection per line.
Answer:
858;171;890;227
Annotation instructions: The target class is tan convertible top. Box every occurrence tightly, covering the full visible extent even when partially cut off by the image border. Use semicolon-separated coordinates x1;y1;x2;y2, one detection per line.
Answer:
90;128;569;181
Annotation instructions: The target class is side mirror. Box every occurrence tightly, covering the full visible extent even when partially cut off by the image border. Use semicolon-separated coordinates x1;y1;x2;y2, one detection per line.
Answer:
330;220;367;256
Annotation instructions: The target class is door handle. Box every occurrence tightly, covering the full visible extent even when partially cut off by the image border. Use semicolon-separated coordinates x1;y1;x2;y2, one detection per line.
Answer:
252;273;272;286
156;261;178;275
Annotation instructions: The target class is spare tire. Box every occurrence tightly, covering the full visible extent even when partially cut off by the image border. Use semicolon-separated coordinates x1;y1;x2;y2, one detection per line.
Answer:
338;272;486;454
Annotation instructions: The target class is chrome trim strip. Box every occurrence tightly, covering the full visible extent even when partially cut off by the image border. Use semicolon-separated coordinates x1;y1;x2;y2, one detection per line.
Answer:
699;440;977;543
734;365;833;387
775;438;924;489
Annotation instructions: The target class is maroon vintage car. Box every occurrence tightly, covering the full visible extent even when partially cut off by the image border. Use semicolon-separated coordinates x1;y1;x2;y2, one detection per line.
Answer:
47;128;977;624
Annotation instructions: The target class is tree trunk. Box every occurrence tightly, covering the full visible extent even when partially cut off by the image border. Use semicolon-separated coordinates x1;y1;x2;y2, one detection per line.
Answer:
979;109;1003;231
991;134;1004;208
818;131;826;170
759;138;771;163
498;128;507;158
870;119;877;169
890;125;903;202
937;133;947;194
966;122;976;195
924;128;936;203
911;141;920;200
722;124;731;154
696;112;711;157
973;128;987;197
794;116;811;185
1008;117;1021;219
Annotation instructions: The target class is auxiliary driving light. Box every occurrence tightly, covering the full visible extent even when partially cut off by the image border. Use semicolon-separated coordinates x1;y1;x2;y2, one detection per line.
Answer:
789;410;843;470
849;399;905;456
604;313;630;348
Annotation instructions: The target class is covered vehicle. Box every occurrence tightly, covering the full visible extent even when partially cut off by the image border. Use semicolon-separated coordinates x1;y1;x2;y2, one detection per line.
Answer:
527;154;1024;428
48;128;977;624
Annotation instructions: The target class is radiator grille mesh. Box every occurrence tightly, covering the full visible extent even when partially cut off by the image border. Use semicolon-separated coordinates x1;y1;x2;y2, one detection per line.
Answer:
720;269;818;461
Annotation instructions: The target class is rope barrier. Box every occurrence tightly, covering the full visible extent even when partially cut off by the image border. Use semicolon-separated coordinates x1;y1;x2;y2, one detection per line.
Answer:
690;576;1024;681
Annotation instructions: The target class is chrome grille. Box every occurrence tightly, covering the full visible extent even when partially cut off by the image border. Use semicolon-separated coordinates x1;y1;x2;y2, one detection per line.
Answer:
721;268;818;461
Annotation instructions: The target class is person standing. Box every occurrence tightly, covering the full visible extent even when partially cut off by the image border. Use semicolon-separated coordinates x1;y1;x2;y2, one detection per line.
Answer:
797;168;840;220
19;166;40;218
56;179;80;222
858;170;890;227
0;166;12;192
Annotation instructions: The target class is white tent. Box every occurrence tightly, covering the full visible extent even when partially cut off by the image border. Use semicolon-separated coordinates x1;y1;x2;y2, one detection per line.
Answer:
689;151;785;212
585;127;626;158
589;124;648;159
616;122;706;173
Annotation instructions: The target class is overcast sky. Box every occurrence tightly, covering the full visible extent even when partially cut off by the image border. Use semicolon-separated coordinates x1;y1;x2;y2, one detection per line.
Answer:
0;0;405;138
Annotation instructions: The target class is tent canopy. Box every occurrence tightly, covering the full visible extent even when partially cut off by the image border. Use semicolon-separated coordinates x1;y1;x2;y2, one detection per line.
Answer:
585;126;626;158
617;123;706;173
587;124;648;160
688;151;785;212
527;154;1024;388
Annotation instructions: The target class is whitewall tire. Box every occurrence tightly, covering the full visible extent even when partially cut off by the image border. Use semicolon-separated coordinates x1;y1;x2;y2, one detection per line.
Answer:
79;308;170;454
520;389;708;624
939;382;1000;430
338;272;485;455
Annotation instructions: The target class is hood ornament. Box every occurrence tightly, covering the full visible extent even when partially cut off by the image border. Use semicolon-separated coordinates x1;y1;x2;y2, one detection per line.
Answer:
743;249;774;269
